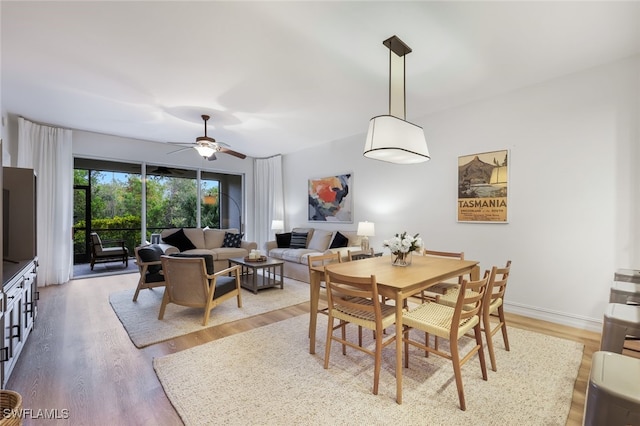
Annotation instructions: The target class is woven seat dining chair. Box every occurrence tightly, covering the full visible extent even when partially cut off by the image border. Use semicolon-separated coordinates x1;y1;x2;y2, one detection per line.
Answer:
402;271;490;411
323;269;396;396
436;260;512;372
418;249;466;302
132;245;166;302
307;252;342;315
346;248;374;261
158;255;242;326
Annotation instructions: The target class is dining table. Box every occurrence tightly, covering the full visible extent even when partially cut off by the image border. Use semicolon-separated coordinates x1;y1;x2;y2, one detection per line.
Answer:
309;253;480;404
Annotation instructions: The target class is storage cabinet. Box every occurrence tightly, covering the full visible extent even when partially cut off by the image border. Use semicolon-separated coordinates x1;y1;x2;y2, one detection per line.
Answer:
1;167;38;388
1;258;38;388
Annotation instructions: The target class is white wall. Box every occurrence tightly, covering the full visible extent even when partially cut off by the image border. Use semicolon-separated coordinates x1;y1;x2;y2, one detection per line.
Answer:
72;130;256;241
282;55;640;331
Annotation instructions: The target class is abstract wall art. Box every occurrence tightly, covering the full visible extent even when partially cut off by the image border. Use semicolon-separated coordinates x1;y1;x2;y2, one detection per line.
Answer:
308;173;353;222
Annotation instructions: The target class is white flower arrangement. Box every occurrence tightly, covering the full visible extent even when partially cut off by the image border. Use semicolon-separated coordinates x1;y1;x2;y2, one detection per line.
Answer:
383;231;423;255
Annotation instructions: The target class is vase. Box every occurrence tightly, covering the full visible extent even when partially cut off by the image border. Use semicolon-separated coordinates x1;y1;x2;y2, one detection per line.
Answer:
391;251;412;267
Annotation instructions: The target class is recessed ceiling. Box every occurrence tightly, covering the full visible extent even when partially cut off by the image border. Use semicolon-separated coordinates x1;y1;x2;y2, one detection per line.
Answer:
2;1;639;158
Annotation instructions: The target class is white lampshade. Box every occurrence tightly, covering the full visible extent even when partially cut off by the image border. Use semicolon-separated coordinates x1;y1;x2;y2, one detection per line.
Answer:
271;220;284;231
363;115;429;164
357;221;375;237
194;144;215;158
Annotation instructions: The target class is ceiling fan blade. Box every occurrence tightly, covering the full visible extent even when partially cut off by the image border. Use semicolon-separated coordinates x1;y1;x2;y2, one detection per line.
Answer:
166;146;192;155
219;147;246;159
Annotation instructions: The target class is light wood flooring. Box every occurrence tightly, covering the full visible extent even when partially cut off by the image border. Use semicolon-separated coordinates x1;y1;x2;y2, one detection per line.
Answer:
5;272;632;425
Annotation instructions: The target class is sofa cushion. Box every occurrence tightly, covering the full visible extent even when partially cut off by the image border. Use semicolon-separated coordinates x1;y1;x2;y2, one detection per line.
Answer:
307;229;333;252
212;247;248;260
162;228;196;251
276;232;292;248
179;248;219;261
169;253;215;274
281;248;318;264
289;232;309;249
329;231;349;249
222;232;243;248
204;229;227;249
183;228;205;249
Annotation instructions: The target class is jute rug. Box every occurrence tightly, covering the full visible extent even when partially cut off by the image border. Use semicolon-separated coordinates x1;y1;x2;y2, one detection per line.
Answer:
109;278;309;348
154;314;583;425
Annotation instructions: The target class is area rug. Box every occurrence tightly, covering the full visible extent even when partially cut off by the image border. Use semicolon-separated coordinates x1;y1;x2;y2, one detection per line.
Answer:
109;278;309;348
154;314;583;425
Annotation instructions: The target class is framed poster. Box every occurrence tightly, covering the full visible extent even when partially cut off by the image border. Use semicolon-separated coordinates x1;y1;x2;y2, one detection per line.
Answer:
308;173;353;222
457;150;509;223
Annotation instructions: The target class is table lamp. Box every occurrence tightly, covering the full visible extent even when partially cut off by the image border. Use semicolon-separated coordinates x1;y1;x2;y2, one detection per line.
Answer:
357;221;375;251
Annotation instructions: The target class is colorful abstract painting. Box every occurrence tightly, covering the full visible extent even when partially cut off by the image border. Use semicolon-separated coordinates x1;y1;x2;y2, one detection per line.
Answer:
308;173;353;222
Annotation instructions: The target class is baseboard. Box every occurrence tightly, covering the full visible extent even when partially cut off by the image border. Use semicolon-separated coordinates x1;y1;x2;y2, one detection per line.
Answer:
505;301;603;333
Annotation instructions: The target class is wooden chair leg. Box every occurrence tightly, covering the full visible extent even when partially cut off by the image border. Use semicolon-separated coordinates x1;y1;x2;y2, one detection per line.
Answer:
324;316;334;369
341;320;347;355
158;289;170;320
498;306;510;351
484;313;498;372
449;337;466;411
373;329;382;395
475;324;488;381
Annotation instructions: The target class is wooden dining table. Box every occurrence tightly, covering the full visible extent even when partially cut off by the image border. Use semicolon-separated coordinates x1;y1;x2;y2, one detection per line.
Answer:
309;254;480;404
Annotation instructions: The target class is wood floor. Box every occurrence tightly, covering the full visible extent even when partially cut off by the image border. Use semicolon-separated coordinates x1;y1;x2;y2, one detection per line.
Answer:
5;272;629;425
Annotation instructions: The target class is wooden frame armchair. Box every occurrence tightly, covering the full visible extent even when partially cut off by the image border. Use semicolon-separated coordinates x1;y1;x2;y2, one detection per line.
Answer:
158;255;243;326
89;232;129;271
133;245;166;302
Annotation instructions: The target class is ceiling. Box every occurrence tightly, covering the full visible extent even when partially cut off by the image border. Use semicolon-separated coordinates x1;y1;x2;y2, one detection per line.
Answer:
2;1;639;159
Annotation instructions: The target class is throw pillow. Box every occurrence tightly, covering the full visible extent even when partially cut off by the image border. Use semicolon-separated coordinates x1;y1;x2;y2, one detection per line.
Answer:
275;232;292;248
162;228;196;252
289;232;308;249
329;231;349;249
222;232;243;248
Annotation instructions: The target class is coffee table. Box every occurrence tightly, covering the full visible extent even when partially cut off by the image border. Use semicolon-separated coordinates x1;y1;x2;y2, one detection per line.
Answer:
227;257;284;294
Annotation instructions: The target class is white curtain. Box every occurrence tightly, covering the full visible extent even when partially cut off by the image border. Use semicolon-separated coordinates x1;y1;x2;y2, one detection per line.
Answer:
18;117;73;285
253;155;284;251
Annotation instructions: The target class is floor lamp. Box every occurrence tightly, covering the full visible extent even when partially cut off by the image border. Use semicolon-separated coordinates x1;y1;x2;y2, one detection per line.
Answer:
204;192;243;233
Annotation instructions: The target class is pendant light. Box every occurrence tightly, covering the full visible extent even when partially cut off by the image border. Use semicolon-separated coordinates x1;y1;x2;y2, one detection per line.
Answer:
363;35;430;164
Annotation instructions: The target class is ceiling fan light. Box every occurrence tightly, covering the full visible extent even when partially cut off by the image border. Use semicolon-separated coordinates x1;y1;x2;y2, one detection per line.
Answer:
194;144;215;158
363;115;430;164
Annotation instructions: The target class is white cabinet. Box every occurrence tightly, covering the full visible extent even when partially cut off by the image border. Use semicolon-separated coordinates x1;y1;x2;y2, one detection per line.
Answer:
1;258;38;388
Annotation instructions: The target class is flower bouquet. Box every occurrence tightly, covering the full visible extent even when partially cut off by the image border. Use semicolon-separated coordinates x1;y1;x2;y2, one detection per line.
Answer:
383;232;423;266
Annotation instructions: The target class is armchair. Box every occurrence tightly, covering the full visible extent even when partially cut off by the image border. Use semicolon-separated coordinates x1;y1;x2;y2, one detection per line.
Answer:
158;255;243;326
89;232;129;270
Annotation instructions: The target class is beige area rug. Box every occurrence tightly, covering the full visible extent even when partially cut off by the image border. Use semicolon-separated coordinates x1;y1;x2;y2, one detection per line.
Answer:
109;278;309;348
154;314;583;425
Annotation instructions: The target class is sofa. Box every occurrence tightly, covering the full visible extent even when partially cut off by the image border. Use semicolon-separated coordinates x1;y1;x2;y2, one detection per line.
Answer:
158;228;258;272
265;227;362;283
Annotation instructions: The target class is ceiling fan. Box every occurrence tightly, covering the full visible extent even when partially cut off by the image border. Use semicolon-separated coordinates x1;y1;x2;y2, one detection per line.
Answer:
168;115;247;161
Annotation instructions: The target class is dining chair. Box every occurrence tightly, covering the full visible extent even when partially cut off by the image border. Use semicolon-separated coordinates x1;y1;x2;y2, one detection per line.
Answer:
436;260;512;372
402;271;489;411
347;248;374;261
419;249;465;302
323;269;397;395
158;255;242;326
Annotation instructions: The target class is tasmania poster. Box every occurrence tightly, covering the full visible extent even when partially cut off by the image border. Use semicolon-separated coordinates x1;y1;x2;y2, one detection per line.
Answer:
457;150;508;223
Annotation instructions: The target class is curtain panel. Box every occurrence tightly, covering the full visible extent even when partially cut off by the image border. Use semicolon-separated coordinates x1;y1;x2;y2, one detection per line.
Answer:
18;117;73;285
253;155;284;250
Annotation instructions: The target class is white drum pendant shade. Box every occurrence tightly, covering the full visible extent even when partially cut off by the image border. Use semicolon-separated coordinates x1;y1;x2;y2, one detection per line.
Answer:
364;115;429;164
364;35;429;165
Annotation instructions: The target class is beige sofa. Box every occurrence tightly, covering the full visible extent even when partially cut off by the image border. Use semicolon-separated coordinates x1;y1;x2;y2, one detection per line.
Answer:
265;227;362;283
159;228;257;272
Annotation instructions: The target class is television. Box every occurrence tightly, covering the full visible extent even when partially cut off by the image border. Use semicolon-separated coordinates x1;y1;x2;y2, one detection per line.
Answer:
3;188;8;258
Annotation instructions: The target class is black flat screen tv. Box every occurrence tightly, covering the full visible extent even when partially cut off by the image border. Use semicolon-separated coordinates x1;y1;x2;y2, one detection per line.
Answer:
3;188;8;257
